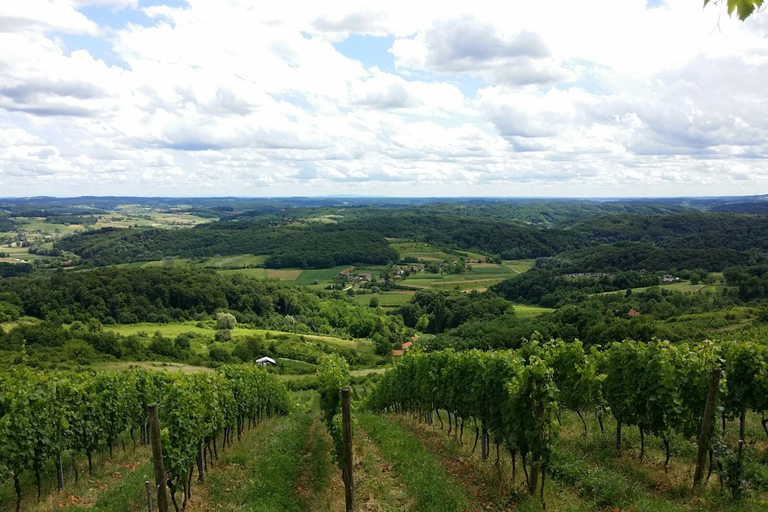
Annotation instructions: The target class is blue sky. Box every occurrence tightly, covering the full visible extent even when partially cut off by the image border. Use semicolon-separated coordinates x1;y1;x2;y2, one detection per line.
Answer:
0;0;766;197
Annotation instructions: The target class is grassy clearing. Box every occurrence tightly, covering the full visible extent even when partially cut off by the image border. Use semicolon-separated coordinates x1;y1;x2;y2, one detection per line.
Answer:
514;304;556;317
388;240;456;261
506;259;535;273
92;361;215;374
358;412;472;512
352;291;414;307
598;280;735;297
203;254;268;268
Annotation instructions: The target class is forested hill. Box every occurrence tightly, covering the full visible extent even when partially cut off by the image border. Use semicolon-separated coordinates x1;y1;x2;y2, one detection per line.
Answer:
55;213;591;266
343;213;589;259
399;200;694;224
55;224;398;268
567;213;768;250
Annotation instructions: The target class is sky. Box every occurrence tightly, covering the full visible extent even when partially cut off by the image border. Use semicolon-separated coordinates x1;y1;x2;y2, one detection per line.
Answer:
0;1;767;198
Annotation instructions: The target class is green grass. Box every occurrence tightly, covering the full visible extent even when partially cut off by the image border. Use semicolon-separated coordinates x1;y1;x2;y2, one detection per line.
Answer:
202;254;268;268
352;292;414;307
13;218;84;234
74;461;153;512
514;304;556;317
289;266;350;285
506;259;536;273
358;412;471;512
388;240;456;261
207;413;311;512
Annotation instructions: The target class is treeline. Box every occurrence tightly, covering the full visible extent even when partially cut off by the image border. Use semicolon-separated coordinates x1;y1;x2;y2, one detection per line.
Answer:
55;224;397;268
426;287;741;350
549;243;750;272
724;264;768;300
490;268;662;307
405;200;692;225
568;213;768;251
0;262;32;279
44;215;98;225
0;267;403;340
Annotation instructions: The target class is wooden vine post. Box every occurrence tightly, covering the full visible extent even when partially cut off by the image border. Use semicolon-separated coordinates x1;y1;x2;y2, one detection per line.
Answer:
145;481;153;512
693;367;721;490
341;387;354;512
148;404;169;512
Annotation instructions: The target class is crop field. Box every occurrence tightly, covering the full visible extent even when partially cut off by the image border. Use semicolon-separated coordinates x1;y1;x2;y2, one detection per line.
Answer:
0;245;35;262
12;217;85;234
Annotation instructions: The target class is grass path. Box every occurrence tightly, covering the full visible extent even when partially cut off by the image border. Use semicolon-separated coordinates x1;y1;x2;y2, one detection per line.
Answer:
386;413;589;512
357;413;473;512
201;413;313;512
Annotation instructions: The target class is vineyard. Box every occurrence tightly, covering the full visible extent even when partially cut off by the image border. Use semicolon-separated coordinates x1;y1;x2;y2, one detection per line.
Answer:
2;339;768;511
0;365;289;512
366;339;768;507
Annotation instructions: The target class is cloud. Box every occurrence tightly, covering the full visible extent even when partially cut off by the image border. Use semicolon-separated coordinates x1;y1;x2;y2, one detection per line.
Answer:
0;0;767;197
0;1;98;34
311;11;387;35
392;17;570;85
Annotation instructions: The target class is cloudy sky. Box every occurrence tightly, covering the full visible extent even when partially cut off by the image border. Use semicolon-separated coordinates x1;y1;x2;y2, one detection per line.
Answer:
0;0;767;197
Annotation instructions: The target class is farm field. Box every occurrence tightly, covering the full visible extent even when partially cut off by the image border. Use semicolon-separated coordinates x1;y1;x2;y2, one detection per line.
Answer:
0;245;38;262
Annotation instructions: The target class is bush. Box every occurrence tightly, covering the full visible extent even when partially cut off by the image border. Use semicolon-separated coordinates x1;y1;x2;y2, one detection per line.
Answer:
208;346;231;362
63;339;97;364
216;312;237;330
215;330;232;342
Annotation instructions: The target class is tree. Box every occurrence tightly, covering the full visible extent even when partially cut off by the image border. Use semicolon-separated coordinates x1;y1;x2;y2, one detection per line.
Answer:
415;315;429;332
704;0;764;21
369;296;379;308
216;312;237;330
373;333;391;356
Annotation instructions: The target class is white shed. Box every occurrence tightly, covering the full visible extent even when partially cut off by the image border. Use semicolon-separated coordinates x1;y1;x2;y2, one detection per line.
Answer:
255;356;277;366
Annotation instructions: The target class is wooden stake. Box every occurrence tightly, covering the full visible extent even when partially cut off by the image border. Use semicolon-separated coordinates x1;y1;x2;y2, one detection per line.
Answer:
148;404;169;512
694;368;721;490
341;387;354;512
145;481;153;512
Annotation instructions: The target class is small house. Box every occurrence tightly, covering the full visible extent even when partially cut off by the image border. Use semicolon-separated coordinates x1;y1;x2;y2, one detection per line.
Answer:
255;356;277;366
627;309;640;318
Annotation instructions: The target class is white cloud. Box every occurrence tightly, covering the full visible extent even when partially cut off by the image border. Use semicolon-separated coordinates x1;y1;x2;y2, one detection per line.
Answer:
0;0;767;197
0;0;98;34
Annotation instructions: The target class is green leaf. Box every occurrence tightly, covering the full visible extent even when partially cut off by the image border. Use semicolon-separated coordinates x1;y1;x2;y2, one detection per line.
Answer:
727;0;764;20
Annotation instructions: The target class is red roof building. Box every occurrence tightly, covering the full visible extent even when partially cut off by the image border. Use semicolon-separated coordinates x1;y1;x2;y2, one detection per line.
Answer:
627;309;640;318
